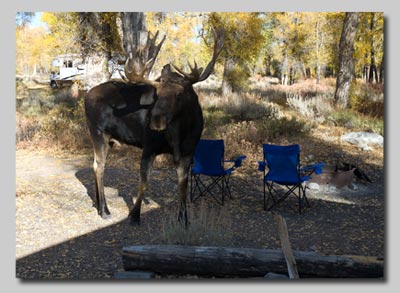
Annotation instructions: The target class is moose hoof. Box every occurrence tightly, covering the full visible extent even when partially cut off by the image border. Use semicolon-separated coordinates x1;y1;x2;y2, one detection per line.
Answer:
130;216;141;226
101;213;111;220
98;207;111;219
129;208;141;226
99;212;111;220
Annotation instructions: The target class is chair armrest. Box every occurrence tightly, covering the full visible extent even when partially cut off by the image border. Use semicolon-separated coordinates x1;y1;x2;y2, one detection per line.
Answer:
234;155;246;167
225;155;246;168
301;162;325;175
258;161;267;172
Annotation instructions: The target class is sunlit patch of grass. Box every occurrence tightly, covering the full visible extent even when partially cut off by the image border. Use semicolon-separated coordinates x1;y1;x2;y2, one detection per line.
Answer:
326;110;384;136
159;202;232;246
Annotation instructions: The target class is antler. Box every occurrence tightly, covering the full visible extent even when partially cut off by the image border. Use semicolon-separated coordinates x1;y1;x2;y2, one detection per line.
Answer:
171;27;225;85
124;30;166;85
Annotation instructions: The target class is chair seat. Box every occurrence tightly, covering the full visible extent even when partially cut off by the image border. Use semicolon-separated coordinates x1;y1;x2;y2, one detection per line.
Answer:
190;139;246;205
265;175;311;185
191;165;233;176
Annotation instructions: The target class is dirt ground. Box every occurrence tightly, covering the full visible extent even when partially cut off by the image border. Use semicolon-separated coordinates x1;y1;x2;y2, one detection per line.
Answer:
15;145;384;279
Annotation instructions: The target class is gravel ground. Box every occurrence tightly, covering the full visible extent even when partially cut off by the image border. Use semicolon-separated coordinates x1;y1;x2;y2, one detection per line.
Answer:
15;147;385;279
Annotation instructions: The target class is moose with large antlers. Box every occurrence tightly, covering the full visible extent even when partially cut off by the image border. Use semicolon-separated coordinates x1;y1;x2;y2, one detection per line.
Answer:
84;30;224;225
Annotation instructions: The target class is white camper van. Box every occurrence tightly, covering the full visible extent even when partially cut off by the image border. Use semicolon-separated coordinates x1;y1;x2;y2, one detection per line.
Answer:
50;53;126;88
49;54;86;88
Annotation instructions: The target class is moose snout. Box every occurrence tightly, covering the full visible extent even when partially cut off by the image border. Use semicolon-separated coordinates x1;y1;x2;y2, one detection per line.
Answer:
150;114;168;131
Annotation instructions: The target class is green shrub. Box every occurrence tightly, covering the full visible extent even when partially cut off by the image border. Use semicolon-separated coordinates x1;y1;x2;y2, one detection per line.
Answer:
213;116;310;150
349;80;384;118
203;107;231;126
224;65;251;93
255;116;311;142
327;110;384;136
37;97;91;149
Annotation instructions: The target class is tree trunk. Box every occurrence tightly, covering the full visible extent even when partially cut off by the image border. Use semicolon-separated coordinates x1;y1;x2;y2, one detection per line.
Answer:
334;12;359;109
83;50;112;89
264;55;272;76
379;54;384;84
77;12;148;88
362;64;369;81
316;64;321;83
122;245;384;278
289;67;294;85
306;67;311;79
222;57;235;95
120;12;147;54
315;16;321;84
281;50;289;86
368;13;378;83
78;13;116;87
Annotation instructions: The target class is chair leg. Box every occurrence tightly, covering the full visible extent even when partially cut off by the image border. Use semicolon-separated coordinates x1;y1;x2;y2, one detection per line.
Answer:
224;174;233;199
190;174;231;205
221;176;225;205
191;174;207;203
264;182;310;214
299;184;310;213
190;173;193;202
265;182;278;211
298;184;302;214
303;185;310;208
263;179;266;211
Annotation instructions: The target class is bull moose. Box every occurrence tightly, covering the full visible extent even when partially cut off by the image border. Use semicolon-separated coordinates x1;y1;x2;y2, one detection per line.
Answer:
84;30;224;225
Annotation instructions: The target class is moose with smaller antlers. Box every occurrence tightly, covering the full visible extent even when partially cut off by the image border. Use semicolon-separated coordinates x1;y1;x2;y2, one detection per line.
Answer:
84;30;224;225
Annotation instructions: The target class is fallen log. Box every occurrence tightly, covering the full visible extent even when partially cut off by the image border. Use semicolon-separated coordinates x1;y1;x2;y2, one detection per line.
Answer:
122;245;383;278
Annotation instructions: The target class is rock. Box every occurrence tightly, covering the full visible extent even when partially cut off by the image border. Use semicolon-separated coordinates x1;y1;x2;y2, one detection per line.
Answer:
360;143;373;151
329;185;338;191
307;182;320;190
306;154;315;161
349;183;358;191
341;132;383;148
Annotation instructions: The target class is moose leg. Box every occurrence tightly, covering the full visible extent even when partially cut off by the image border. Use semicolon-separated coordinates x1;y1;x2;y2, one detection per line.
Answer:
129;153;155;225
92;135;111;218
176;156;191;226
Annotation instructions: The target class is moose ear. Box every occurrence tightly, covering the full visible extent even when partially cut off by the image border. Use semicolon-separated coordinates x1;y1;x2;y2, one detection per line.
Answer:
140;88;156;105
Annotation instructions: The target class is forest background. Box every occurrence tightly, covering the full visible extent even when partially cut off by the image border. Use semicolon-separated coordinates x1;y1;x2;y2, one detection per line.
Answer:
17;12;384;94
16;12;384;149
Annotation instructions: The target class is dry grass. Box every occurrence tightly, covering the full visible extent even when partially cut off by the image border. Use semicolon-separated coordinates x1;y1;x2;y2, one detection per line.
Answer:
159;202;232;246
16;85;92;151
286;94;334;123
16;77;384;154
349;80;384;118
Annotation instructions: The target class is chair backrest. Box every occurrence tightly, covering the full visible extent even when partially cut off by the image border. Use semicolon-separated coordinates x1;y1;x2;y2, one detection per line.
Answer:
193;139;225;176
262;144;300;182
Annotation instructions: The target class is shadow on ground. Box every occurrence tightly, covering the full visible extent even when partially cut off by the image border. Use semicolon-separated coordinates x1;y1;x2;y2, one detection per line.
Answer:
15;132;385;279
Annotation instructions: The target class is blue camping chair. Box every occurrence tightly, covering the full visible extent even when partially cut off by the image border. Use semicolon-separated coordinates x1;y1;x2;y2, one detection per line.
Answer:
190;139;246;205
258;144;324;213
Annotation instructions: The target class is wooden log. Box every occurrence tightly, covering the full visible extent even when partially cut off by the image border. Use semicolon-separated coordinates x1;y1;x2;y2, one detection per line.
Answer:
274;214;299;279
122;245;383;278
114;271;156;279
